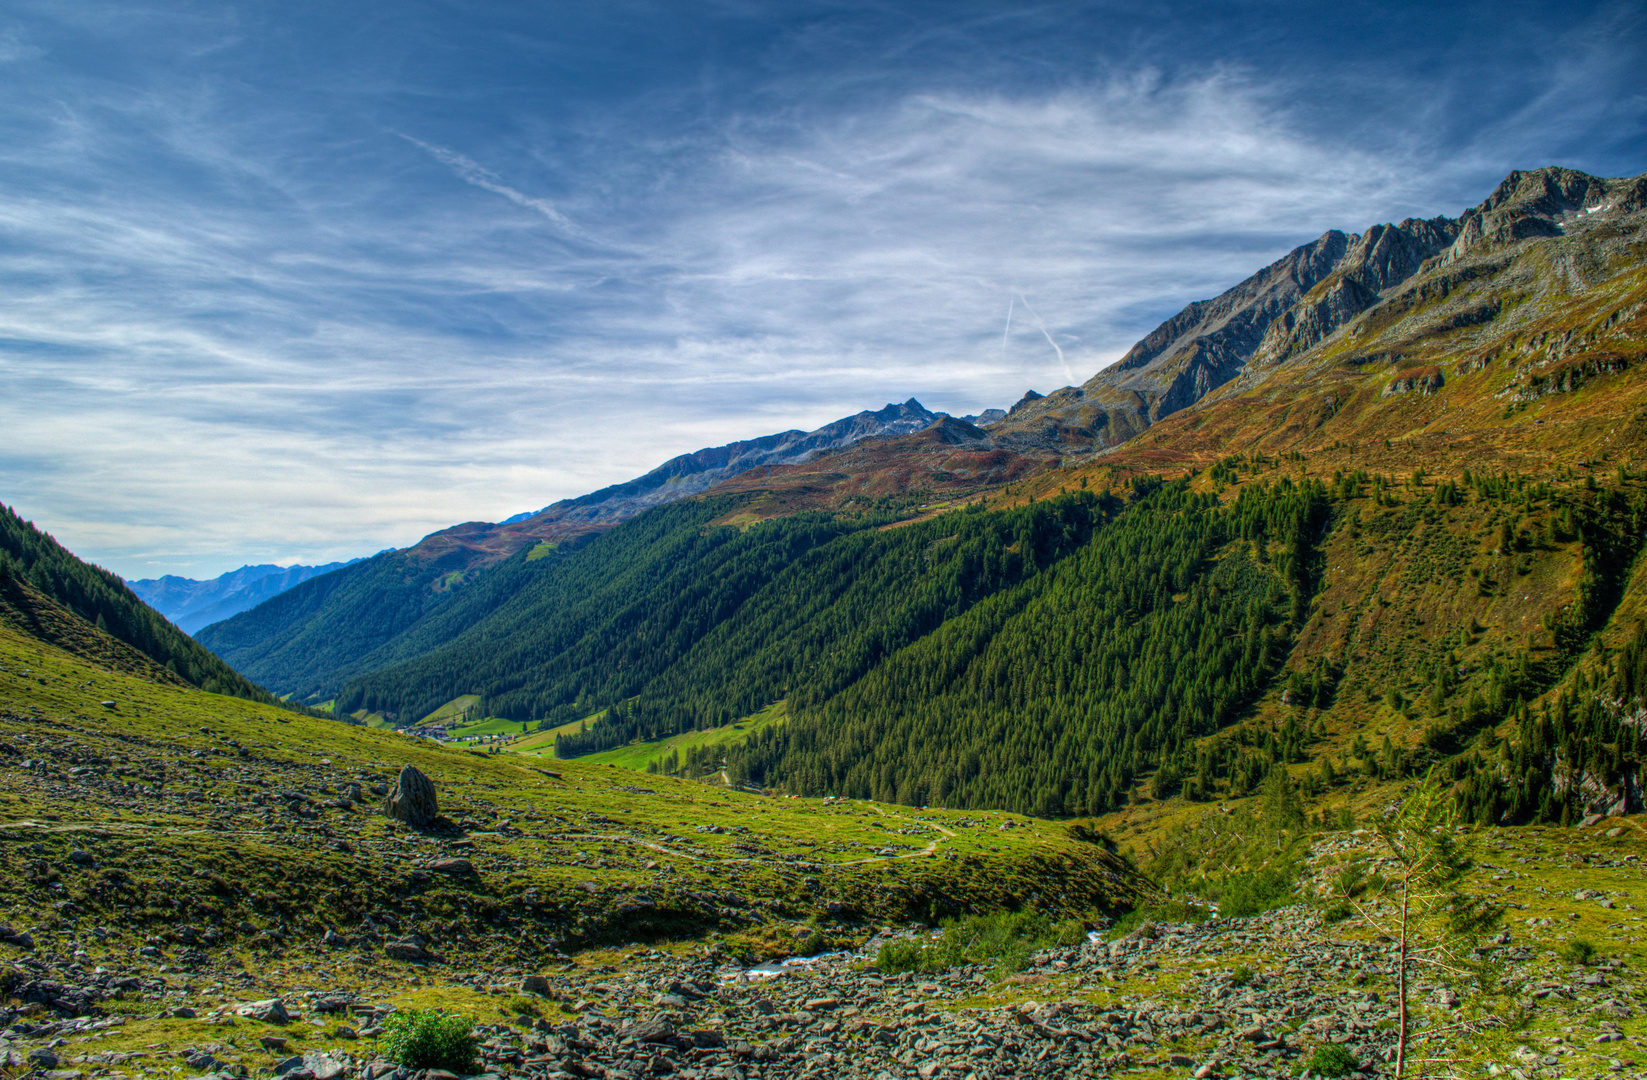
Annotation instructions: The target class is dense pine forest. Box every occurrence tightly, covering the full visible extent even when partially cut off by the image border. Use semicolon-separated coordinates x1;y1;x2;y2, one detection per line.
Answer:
0;502;277;703
723;478;1324;815
331;459;1647;827
193;545;479;704
338;493;1109;730
336;475;1325;816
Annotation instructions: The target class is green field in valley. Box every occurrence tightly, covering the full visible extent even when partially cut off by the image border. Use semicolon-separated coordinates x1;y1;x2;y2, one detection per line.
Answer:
446;714;531;738
576;700;788;775
414;693;482;727
504;712;603;757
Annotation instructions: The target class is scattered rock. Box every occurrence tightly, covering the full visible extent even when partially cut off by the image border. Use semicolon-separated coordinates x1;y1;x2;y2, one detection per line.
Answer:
181;1050;220;1070
620;1015;676;1044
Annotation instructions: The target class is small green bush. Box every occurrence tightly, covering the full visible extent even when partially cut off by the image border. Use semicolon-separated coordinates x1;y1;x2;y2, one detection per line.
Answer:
874;940;929;974
1306;1043;1358;1077
378;1008;477;1073
1560;937;1596;965
1108;900;1209;939
1214;868;1298;918
872;911;1085;975
796;927;828;956
502;995;540;1018
1333;861;1368;899
1230;963;1255;987
1319;899;1352;924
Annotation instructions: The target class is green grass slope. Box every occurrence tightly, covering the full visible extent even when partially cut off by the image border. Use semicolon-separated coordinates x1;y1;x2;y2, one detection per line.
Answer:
0;620;1142;970
1;501;278;705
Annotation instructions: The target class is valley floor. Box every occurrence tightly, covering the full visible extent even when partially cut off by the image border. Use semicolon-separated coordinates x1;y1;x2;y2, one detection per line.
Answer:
2;829;1644;1080
2;606;1646;1080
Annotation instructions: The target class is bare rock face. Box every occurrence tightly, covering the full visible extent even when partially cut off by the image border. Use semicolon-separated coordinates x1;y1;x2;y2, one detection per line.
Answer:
382;765;438;827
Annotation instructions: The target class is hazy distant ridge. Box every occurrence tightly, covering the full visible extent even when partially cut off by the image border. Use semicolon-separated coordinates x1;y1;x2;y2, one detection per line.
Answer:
129;562;358;634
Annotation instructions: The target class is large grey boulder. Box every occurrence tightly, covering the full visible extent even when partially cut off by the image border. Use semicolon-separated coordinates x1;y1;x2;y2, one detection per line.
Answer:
303;1053;347;1080
382;765;438;826
235;998;291;1024
620;1015;676;1044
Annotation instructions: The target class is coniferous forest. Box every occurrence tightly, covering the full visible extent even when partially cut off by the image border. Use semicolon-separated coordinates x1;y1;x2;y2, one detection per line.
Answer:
725;478;1325;815
334;461;1647;826
339;477;1331;815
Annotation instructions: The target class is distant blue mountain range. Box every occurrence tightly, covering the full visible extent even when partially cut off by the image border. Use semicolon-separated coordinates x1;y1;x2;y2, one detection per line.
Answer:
127;561;361;634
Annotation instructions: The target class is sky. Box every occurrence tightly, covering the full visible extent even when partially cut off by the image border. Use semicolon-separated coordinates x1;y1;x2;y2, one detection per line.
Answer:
1;1;1644;579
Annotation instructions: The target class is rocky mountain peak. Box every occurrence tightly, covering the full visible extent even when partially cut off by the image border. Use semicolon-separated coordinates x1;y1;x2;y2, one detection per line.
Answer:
1480;166;1616;218
1249;215;1460;368
1444;167;1647;265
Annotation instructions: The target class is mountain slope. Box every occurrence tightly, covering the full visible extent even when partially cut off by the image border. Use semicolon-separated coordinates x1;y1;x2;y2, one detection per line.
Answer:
1109;166;1647;473
190;545;480;706
197;400;949;702
990;216;1460;451
332;477;1332;820
0;502;280;703
129;561;358;634
335;491;1109;732
513;398;943;529
196;166;1647;834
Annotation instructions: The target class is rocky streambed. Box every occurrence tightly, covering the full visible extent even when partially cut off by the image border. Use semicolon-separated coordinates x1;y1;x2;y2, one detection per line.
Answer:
9;903;1638;1080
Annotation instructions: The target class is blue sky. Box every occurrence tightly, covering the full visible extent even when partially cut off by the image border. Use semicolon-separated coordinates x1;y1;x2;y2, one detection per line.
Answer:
1;1;1643;578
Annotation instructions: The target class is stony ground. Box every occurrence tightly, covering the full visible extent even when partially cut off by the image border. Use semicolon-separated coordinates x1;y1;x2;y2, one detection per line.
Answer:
3;889;1645;1080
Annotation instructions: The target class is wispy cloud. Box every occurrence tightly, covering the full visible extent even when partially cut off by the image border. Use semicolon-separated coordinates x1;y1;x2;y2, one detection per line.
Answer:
0;27;45;63
0;2;1641;577
396;133;597;243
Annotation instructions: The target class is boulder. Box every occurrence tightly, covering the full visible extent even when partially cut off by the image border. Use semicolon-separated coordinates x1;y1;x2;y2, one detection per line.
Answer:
235;998;291;1024
303;1053;347;1080
0;925;35;950
427;858;473;875
384;939;435;963
519;974;551;996
620;1015;676;1044
382;765;438;827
